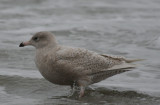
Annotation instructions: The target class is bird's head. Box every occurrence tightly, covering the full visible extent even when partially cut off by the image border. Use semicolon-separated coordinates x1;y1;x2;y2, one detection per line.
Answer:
19;31;57;49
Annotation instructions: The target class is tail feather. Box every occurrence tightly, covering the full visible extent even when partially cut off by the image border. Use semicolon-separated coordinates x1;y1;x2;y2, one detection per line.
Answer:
124;59;145;63
89;55;144;84
107;63;136;71
100;54;144;63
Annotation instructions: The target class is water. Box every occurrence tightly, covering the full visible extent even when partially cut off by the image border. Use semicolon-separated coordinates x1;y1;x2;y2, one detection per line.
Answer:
0;0;160;105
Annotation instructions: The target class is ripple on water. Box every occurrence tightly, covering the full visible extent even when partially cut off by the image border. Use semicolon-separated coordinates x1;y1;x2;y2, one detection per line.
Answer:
0;75;160;105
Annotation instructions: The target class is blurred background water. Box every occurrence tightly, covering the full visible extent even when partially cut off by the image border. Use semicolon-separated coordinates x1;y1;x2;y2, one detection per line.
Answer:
0;0;160;105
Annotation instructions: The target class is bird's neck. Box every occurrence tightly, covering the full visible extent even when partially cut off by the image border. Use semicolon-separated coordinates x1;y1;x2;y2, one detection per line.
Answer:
36;44;59;57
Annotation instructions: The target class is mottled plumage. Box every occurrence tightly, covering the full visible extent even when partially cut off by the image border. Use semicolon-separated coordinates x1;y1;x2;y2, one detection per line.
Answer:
19;31;141;97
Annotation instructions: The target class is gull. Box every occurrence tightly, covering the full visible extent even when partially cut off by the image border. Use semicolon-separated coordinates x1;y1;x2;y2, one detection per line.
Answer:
19;31;142;97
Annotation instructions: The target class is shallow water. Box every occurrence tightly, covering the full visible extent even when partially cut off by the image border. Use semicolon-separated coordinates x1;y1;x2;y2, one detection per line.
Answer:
0;0;160;105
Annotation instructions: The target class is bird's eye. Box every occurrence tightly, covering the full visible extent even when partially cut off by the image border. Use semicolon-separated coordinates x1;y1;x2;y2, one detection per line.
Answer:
33;37;39;41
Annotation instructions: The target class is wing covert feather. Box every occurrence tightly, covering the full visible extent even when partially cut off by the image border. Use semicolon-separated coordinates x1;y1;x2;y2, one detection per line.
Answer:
55;46;124;75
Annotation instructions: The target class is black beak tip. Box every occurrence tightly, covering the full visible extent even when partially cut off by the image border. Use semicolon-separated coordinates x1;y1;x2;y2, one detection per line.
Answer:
19;42;24;47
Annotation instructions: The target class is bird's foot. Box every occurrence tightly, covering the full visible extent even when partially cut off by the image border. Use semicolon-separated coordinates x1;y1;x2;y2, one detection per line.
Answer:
79;86;85;98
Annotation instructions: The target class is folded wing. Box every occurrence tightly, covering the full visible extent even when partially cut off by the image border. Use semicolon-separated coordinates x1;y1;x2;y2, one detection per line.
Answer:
55;46;140;84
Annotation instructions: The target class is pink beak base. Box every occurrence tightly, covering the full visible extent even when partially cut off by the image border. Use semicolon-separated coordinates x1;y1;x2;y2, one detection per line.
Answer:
19;41;31;47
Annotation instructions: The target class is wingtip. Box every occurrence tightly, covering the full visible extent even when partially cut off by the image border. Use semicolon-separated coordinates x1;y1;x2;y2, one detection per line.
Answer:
125;59;145;63
107;63;137;71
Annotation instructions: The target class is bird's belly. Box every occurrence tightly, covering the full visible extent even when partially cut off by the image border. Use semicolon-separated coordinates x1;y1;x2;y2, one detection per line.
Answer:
37;66;73;86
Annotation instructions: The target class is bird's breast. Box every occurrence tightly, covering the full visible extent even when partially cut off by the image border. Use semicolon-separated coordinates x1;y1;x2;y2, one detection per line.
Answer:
35;52;73;85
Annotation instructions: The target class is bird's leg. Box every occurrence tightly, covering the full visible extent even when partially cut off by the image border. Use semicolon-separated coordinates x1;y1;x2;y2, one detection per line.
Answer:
79;86;85;98
70;86;76;96
78;79;88;98
68;81;76;97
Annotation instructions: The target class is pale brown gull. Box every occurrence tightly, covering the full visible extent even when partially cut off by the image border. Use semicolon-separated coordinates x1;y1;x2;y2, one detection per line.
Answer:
19;31;142;97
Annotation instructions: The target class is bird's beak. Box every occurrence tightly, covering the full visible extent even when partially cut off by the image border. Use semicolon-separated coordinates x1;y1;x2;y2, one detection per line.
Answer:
19;41;31;47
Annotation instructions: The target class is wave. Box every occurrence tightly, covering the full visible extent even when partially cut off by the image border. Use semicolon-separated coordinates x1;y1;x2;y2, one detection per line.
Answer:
0;68;42;79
